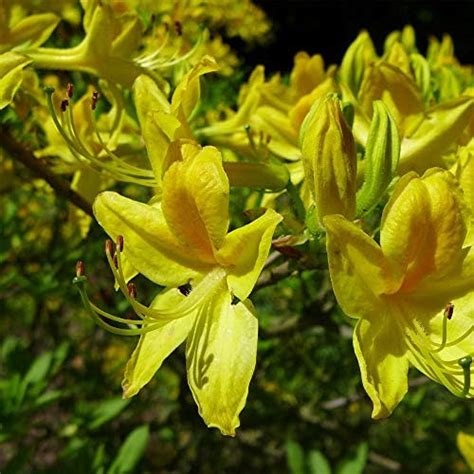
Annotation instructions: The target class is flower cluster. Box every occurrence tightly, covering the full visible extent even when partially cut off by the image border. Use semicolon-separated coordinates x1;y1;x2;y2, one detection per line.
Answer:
1;2;473;437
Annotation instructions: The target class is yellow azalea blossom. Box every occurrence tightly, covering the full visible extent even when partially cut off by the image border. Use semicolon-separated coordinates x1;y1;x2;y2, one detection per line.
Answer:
457;431;474;470
324;168;474;418
199;52;334;165
352;58;474;175
90;144;282;435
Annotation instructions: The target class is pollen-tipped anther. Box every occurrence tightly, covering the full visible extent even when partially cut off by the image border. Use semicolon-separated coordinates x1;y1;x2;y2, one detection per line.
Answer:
444;303;454;320
76;260;85;278
105;239;114;256
91;91;100;110
116;235;124;253
127;282;137;299
66;83;74;98
60;99;69;112
174;21;183;36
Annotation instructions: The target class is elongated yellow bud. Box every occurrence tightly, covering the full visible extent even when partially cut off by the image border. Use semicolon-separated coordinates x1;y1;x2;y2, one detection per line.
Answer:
300;94;357;227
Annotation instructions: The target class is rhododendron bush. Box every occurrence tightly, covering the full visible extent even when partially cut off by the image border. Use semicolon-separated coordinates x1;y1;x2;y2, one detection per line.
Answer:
1;1;473;471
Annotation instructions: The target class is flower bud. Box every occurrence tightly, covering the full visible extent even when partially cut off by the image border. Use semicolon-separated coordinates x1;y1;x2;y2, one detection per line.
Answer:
356;100;400;216
338;30;377;95
300;94;357;227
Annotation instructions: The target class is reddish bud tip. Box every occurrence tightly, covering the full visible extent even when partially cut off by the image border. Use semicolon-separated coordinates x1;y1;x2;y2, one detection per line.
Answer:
105;239;114;255
66;83;74;98
444;302;454;320
91;91;100;110
76;260;85;277
60;99;69;112
116;235;124;252
127;282;137;299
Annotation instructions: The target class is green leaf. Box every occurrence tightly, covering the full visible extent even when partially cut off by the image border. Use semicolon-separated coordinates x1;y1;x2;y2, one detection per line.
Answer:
107;425;150;474
89;397;130;430
308;450;332;474
286;439;306;474
336;443;368;474
23;352;53;386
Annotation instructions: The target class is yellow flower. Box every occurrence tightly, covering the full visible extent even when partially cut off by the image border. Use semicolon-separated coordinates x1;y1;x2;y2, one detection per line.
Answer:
86;144;282;435
324;168;474;418
458;431;474;471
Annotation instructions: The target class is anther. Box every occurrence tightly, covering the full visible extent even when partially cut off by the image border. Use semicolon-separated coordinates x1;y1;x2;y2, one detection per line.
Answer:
174;21;182;36
105;239;114;256
116;235;124;252
178;283;192;297
76;260;85;278
60;99;69;112
444;303;454;320
113;254;118;269
91;91;100;110
127;282;137;299
163;21;169;32
66;83;74;98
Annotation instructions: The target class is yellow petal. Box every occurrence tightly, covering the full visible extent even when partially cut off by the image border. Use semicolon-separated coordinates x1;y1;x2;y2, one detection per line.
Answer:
290;52;325;97
458;432;474;470
399;97;474;175
122;289;195;398
171;56;219;120
0;52;31;110
359;61;424;132
353;316;409;419
94;191;209;286
186;288;258;436
217;209;282;301
289;76;338;130
324;215;400;318
393;295;474;398
162;146;229;260
9;13;60;48
381;170;467;290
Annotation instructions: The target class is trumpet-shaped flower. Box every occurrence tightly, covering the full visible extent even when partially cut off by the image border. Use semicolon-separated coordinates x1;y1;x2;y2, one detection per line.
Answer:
86;144;282;435
324;168;474;418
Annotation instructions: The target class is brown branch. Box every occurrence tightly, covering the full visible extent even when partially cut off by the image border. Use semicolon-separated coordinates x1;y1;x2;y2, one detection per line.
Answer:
254;260;295;291
0;128;93;217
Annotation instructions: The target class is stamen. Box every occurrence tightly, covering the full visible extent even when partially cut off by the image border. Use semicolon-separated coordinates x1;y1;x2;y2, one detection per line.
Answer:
67;83;74;98
459;356;472;396
60;99;69;112
174;21;183;36
178;283;192;296
105;239;114;257
245;125;257;152
127;282;137;299
91;91;100;110
432;303;454;353
116;235;124;253
76;260;85;278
